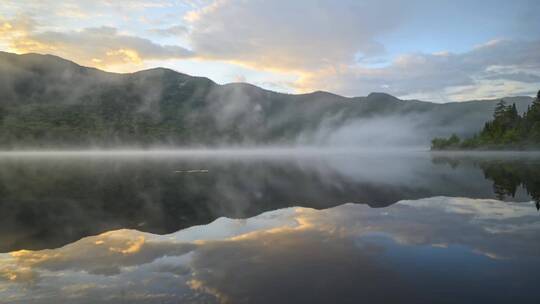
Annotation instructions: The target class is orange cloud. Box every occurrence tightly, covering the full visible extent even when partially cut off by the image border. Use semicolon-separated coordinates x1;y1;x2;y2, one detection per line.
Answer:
108;236;146;255
0;15;193;71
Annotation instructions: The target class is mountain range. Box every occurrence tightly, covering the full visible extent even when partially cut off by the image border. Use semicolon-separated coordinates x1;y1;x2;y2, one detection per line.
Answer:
0;51;534;148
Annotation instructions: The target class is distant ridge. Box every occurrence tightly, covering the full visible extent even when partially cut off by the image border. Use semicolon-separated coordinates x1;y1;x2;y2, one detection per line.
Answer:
0;51;534;148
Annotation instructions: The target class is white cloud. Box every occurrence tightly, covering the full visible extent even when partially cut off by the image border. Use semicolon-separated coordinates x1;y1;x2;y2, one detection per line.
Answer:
183;0;540;100
186;0;405;72
7;23;194;69
295;39;540;100
1;0;539;100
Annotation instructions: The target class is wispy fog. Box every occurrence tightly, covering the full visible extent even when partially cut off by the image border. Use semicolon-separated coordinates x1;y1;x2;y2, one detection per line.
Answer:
301;113;429;147
2;52;534;150
0;147;426;159
1;148;538;252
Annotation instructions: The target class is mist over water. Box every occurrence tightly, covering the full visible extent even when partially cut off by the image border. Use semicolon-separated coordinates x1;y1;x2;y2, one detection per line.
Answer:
301;113;434;147
1;88;539;303
0;146;428;158
1;2;540;301
1;149;539;254
1;53;539;303
2;89;538;302
4;51;531;150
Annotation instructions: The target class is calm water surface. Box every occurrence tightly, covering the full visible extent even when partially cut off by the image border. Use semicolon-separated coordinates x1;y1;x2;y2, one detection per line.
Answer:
0;150;539;303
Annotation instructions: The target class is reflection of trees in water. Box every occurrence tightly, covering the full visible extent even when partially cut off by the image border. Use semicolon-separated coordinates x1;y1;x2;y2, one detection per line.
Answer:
0;158;401;252
3;155;539;252
433;156;540;210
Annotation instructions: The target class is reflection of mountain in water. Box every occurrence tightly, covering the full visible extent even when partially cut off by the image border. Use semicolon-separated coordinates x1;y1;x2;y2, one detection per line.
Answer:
1;197;539;304
2;152;540;252
0;155;420;252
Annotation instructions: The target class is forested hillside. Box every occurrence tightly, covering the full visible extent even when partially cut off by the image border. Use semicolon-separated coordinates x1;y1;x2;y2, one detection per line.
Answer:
0;51;534;148
432;91;540;150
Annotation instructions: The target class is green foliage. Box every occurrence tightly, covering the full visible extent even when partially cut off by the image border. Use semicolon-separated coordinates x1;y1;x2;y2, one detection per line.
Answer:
494;99;507;120
0;52;537;149
431;134;460;150
432;90;540;150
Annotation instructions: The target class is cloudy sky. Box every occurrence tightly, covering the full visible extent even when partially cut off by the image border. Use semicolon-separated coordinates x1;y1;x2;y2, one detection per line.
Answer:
1;0;539;102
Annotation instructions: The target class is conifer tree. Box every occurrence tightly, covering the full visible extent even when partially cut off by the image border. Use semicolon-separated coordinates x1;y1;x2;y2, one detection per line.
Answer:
510;103;518;118
527;90;540;122
494;99;507;119
431;90;540;149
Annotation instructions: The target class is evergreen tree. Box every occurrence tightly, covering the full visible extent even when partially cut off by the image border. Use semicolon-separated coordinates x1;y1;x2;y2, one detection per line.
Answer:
528;90;540;122
431;90;540;150
527;91;540;141
510;103;518;118
505;103;519;129
494;99;507;119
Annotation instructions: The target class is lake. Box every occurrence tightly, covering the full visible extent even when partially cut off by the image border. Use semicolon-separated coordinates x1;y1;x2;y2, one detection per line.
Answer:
0;150;539;303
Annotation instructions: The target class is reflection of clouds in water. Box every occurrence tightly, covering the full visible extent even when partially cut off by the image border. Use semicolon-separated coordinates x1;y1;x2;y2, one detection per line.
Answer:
3;152;539;253
0;197;539;303
401;196;534;220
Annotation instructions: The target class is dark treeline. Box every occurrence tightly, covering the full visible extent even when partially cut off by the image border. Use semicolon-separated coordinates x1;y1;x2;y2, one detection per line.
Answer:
432;90;540;150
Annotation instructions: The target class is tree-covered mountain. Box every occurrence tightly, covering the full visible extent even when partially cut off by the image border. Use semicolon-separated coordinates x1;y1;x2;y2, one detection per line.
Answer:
431;91;540;150
0;51;534;148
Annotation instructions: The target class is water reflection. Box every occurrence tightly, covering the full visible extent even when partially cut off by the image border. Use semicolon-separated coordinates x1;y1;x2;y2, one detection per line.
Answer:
431;153;540;203
1;151;540;252
1;197;538;303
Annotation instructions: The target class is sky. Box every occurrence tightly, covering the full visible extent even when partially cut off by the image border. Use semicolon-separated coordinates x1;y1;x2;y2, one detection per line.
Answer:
0;0;539;102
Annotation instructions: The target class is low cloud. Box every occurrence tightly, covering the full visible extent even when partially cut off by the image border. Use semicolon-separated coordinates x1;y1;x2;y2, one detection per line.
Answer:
0;14;35;42
0;14;194;70
9;25;194;69
295;39;540;100
304;114;429;148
